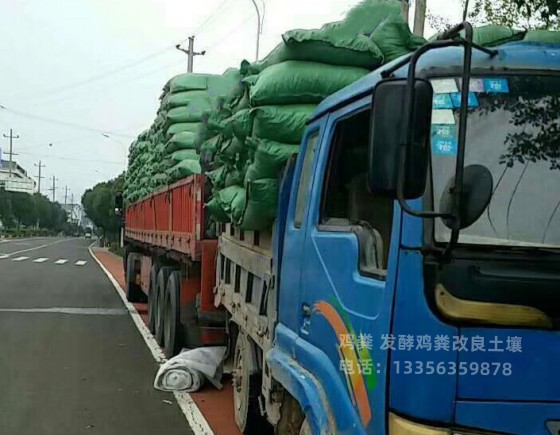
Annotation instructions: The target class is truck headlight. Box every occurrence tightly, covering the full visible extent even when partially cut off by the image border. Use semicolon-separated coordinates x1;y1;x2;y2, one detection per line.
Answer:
389;413;498;435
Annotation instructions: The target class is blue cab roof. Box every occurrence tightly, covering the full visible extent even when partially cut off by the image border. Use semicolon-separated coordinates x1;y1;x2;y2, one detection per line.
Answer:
313;42;560;121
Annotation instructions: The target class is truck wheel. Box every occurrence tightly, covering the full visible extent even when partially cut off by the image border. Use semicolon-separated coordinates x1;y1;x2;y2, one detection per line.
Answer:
233;332;270;435
163;271;183;359
147;264;159;334
155;266;173;346
125;253;145;303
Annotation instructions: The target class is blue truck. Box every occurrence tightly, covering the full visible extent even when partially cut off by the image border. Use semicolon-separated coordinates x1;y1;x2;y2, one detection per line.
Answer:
213;23;560;435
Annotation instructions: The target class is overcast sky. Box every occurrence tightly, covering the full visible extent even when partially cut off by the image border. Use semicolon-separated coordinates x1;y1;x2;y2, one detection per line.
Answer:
0;0;462;204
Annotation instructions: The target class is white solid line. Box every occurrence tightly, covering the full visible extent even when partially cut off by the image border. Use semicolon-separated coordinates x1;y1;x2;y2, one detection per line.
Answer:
0;254;9;259
88;246;214;435
54;259;68;265
0;307;128;315
34;258;49;263
12;256;29;262
74;260;87;266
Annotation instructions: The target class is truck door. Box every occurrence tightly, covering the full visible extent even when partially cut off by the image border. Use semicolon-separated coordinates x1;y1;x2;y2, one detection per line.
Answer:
296;99;401;434
278;124;324;334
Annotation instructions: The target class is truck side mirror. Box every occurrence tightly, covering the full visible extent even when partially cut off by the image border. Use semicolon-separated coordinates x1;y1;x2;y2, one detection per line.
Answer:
368;78;433;200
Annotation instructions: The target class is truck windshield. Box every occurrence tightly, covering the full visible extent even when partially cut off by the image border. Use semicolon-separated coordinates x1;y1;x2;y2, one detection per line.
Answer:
431;75;560;249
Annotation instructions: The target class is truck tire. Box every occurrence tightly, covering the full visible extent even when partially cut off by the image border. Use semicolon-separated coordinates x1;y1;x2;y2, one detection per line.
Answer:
147;263;159;334
155;266;174;346
233;332;271;435
125;253;145;303
163;271;183;359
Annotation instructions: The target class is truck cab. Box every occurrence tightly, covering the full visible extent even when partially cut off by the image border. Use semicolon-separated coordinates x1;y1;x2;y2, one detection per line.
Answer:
256;27;560;435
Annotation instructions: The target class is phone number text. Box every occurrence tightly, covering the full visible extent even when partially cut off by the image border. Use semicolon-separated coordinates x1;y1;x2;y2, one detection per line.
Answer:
393;361;512;376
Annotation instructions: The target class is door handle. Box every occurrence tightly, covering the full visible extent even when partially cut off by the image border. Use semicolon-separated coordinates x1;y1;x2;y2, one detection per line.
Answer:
302;303;312;318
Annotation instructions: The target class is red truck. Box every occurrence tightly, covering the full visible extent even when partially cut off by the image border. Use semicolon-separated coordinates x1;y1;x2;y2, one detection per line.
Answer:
120;174;225;358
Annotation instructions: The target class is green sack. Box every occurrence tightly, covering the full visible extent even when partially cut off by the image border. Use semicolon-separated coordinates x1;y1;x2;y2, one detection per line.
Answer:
245;139;299;183
252;105;316;144
166;159;202;181
224;167;244;187
166;123;200;139
239;179;278;230
216;186;247;223
165;131;197;153
170;149;199;163
165;73;213;94
205;197;230;222
524;30;560;43
200;135;222;154
206;165;228;190
370;16;426;62
166;100;212;124
223;109;254;140
219;136;246;160
250;61;368;106
455;25;525;47
162;90;208;109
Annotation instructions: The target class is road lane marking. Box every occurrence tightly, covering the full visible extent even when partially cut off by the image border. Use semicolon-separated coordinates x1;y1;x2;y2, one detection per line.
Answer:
88;247;214;435
3;238;77;256
54;259;68;265
0;308;128;315
74;260;87;266
34;258;49;263
0;254;9;259
12;256;29;262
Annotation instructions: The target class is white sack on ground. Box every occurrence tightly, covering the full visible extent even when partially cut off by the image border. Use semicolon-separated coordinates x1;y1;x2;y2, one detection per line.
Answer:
154;346;227;393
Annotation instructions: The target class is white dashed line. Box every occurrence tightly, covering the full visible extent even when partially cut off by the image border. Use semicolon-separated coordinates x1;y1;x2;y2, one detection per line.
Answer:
0;254;9;259
12;256;29;262
33;258;49;263
74;260;87;266
54;259;68;265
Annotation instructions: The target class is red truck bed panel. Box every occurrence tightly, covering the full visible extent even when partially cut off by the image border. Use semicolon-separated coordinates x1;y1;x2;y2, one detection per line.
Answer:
125;175;205;261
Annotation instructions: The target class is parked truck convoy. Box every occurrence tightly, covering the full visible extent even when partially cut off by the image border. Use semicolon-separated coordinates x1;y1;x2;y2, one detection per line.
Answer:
116;15;560;435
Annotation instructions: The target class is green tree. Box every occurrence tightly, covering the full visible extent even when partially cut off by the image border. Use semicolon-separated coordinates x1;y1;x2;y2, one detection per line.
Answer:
82;173;125;243
467;0;559;29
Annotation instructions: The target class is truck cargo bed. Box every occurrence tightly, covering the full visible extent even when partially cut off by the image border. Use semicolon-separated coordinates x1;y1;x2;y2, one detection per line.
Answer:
124;175;206;261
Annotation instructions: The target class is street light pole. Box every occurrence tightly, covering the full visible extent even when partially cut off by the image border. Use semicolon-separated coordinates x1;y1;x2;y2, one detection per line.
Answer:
249;0;264;61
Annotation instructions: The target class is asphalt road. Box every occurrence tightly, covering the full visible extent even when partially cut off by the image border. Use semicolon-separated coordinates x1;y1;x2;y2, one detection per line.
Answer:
0;237;193;435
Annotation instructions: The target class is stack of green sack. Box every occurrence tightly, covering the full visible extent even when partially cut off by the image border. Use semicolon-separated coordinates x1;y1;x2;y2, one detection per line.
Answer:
156;73;219;184
204;0;426;230
124;130;156;203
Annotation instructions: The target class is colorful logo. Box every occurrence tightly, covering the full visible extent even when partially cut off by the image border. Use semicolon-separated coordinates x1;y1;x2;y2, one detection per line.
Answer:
314;300;376;427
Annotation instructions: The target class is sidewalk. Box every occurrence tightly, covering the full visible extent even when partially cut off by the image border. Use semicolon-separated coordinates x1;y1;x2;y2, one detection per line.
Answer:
91;248;241;435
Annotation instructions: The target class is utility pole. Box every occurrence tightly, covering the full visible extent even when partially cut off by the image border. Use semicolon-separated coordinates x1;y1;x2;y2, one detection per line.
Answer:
64;186;69;206
175;36;206;73
2;129;20;179
413;0;427;37
49;175;58;202
34;160;46;194
401;0;410;23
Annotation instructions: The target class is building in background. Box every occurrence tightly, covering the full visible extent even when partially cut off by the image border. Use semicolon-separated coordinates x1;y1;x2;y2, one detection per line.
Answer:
0;159;36;194
63;203;84;226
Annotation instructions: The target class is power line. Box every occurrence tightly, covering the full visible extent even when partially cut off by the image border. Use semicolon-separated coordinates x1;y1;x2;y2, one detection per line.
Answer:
205;14;256;51
27;60;186;108
4;39;189;102
0;104;134;139
194;0;234;34
17;151;125;165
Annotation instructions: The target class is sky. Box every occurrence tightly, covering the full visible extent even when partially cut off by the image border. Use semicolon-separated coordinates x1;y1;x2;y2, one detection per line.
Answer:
0;0;463;204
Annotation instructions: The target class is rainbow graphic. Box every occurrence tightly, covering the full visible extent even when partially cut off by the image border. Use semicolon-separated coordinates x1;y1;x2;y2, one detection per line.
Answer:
314;300;377;428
